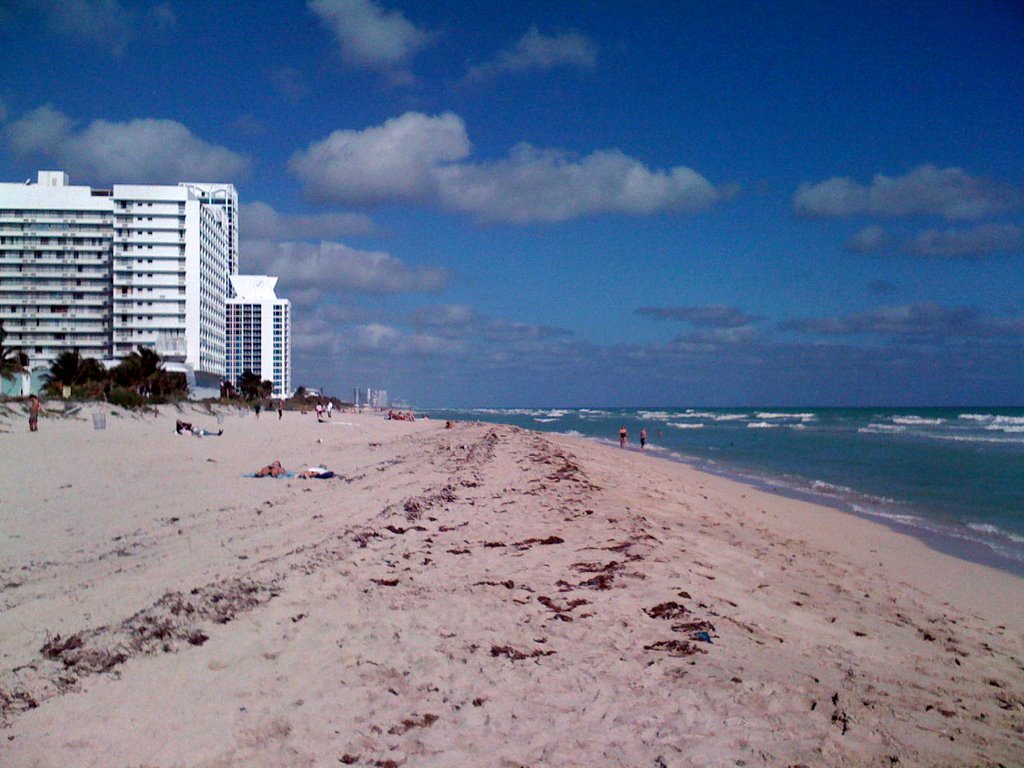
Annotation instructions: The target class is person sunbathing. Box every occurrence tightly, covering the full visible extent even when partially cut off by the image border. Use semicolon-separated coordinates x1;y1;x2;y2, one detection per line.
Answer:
176;419;222;437
256;460;287;478
298;465;334;479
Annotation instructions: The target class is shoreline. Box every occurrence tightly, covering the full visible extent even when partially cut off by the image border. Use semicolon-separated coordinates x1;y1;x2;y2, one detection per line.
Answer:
645;442;1024;580
2;406;1022;766
431;406;1024;581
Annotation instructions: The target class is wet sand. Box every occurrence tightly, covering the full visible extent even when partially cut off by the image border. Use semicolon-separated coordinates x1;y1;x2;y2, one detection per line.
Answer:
1;404;1022;766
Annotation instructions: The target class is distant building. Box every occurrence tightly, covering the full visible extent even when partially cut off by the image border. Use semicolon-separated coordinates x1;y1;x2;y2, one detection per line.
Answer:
0;170;288;398
225;275;292;398
0;171;115;370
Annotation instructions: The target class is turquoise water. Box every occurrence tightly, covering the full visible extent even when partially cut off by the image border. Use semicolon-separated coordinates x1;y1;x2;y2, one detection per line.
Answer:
425;407;1024;576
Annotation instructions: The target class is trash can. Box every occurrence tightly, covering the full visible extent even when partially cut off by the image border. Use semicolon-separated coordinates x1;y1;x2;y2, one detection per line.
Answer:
92;413;107;430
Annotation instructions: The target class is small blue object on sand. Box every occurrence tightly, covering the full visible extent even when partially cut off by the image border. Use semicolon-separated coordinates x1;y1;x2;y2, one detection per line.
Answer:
693;631;713;644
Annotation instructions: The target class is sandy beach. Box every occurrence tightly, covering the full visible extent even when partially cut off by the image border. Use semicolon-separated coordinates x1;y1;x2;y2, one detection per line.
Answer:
1;403;1022;767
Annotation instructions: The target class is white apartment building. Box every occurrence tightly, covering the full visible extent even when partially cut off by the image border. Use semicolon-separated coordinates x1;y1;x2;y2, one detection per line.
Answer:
225;275;292;398
181;183;239;279
0;171;114;368
0;171;238;394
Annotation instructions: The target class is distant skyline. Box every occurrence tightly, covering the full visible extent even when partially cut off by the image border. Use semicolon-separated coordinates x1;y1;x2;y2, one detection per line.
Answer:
2;0;1022;406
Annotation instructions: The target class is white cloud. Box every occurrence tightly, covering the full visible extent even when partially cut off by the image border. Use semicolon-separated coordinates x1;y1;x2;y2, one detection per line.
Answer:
308;0;430;70
781;303;1024;339
26;0;136;55
910;223;1022;258
6;105;250;183
465;26;597;82
240;201;373;239
289;112;470;204
410;304;479;330
291;111;720;222
845;225;892;253
794;164;1023;221
247;240;448;294
635;305;758;328
438;144;719;222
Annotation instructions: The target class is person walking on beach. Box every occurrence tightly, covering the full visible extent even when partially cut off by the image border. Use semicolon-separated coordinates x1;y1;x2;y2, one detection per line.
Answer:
277;400;283;420
254;402;261;419
640;428;647;450
28;394;43;432
619;426;628;448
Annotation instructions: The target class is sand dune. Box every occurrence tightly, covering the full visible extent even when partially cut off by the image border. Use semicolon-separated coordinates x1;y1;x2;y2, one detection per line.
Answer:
1;404;1022;766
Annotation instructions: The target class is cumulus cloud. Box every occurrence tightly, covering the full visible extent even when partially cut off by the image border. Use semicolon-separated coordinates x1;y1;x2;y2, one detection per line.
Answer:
437;144;719;222
290;111;721;222
794;164;1023;221
909;223;1022;258
289;112;471;205
246;240;448;294
635;305;757;328
782;303;1024;339
351;323;462;355
5;105;250;183
409;304;479;330
25;0;136;54
845;224;892;253
240;201;373;239
465;26;597;82
308;0;430;70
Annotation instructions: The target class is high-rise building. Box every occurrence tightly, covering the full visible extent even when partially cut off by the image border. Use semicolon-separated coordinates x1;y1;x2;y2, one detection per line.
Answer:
225;275;292;398
0;171;114;367
0;171;254;396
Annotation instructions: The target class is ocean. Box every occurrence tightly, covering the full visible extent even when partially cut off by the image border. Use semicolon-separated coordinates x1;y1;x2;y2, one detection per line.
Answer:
424;406;1024;577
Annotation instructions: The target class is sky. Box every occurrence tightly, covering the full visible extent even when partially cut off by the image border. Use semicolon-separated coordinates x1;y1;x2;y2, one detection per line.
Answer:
1;0;1022;407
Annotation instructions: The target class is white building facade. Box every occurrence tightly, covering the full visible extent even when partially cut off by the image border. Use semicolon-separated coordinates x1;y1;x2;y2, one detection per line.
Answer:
0;171;114;368
0;171;244;394
225;275;292;398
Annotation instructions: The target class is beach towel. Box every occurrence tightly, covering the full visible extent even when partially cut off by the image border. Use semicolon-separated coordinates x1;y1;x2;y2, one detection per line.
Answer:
243;471;297;479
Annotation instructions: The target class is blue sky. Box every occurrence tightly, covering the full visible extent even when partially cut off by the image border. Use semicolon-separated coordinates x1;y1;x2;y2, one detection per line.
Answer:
1;0;1022;406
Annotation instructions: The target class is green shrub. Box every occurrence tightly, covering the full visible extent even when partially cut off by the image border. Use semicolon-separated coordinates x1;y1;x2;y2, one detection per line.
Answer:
107;387;147;410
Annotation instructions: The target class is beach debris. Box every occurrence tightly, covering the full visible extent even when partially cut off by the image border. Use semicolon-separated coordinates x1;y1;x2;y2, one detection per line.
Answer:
512;535;564;550
831;692;851;734
489;645;556;661
474;579;516;589
643;640;706;657
37;578;278;678
387;713;438;734
645;601;689;620
370;578;399;587
537;595;589;622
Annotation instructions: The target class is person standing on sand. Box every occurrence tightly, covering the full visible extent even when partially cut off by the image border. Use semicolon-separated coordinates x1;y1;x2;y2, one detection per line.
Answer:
254;402;261;419
619;426;627;448
640;428;647;450
277;400;283;420
28;394;43;432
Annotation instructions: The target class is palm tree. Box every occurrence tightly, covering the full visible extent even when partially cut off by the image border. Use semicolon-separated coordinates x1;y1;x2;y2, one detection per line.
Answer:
110;345;169;395
45;349;105;392
237;369;262;401
0;323;28;380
